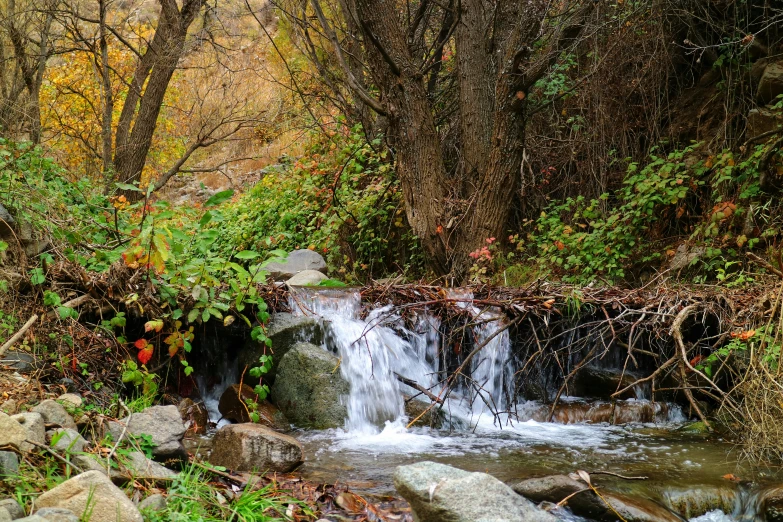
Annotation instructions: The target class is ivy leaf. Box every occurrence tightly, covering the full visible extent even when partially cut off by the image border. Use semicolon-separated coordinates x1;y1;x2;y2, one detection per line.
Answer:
205;189;234;207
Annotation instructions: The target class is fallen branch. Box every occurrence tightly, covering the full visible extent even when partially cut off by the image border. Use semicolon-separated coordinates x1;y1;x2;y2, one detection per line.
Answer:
0;314;39;358
395;373;443;404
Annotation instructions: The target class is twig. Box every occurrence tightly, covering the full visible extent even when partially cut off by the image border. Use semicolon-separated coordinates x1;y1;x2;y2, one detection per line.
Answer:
0;314;39;357
395;373;443;404
25;439;84;474
588;471;647;480
107;400;131;473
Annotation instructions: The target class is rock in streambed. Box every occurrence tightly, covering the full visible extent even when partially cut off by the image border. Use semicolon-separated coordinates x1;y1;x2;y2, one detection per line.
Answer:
394;461;556;522
207;423;303;472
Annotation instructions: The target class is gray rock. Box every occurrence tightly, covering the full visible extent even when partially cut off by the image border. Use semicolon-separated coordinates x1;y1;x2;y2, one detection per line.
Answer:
11;413;45;447
56;394;82;409
0;499;23;520
270;343;349;429
238;313;323;383
404;397;445;429
758;61;783;105
32;508;78;522
120;451;177;480
0;351;34;373
208;423;303;472
747;108;783;140
0;412;31;452
286;270;328;286
49;429;87;454
662;486;736;519
106;405;186;460
31;400;76;429
0;452;20;478
35;470;142;522
0;510;13;522
177;398;208;435
0;203;14;227
264;249;327;280
0;400;18;414
394;461;556;522
15;515;46;521
668;244;706;273
138;494;167;513
71;455;121;479
511;474;683;522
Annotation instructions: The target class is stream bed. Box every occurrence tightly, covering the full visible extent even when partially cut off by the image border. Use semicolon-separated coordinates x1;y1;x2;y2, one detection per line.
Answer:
196;287;783;521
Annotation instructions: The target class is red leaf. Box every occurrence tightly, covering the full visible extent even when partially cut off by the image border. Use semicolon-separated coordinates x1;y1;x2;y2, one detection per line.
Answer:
138;345;154;365
134;338;148;350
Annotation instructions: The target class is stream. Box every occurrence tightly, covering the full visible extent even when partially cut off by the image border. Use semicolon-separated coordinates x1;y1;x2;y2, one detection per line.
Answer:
197;287;783;521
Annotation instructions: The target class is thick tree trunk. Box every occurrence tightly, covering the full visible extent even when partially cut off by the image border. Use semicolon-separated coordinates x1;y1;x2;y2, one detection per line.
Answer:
114;0;204;198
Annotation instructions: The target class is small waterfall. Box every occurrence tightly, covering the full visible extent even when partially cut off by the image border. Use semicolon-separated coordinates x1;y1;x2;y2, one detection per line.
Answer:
288;287;687;433
194;335;240;425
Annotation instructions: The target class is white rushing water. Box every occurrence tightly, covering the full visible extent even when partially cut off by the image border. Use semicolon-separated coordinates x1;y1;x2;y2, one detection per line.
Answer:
288;287;683;436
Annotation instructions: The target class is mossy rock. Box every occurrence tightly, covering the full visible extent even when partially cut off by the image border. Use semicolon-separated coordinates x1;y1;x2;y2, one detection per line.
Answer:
270;343;348;429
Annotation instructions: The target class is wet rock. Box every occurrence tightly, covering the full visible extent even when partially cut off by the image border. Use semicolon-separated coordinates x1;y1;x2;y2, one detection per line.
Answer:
239;312;323;383
511;474;683;522
572;366;642;400
757;61;783;105
35;470;143;522
138;494;167;513
56;394;82;409
12;413;46;446
0;452;19;477
177;398;208;435
761;486;783;522
404;397;445;429
521;400;671;424
208;423;303;472
0;351;35;372
394;461;556;522
106;405;186;460
0;499;23;520
120;451;177;481
270;343;349;429
32;508;79;522
49;429;87;453
218;385;288;428
286;270;328;286
264;249;327;280
31;400;76;429
0;412;31;451
661;487;736;519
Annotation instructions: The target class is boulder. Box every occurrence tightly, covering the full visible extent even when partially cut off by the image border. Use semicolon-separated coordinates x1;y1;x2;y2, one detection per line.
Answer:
394;461;556;522
11;413;46;447
404;397;445;429
0;499;23;520
286;270;328;287
35;471;143;522
137;494;167;513
238;312;323;383
32;508;79;522
758;61;783;105
270;343;349;429
264;249;327;280
661;486;736;519
0;412;31;452
217;384;288;429
106;405;186;460
56;394;82;409
207;423;303;472
762;486;783;522
0;511;12;522
31;400;76;429
0;351;35;372
747;108;783;140
0;400;18;414
668;243;706;273
119;451;177;481
49;429;87;453
511;474;683;522
0;452;19;478
177;398;209;435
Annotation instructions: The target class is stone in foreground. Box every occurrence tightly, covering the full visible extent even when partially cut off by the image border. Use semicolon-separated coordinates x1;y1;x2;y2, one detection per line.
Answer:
106;405;186;459
207;423;303;472
35;470;142;522
31;401;76;430
0;412;31;452
270;343;349;429
0;499;23;520
394;461;556;522
32;508;79;522
286;270;328;286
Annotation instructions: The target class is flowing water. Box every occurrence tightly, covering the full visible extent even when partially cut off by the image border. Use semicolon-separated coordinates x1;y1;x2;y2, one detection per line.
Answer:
200;287;783;520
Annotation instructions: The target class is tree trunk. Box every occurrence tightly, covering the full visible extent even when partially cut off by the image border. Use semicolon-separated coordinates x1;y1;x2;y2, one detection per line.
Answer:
114;0;204;198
